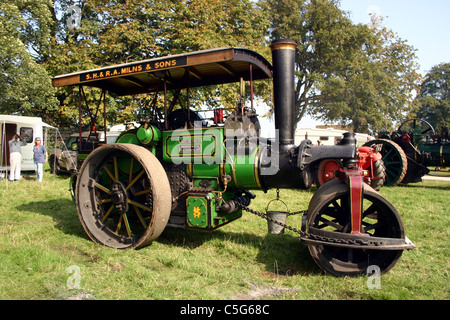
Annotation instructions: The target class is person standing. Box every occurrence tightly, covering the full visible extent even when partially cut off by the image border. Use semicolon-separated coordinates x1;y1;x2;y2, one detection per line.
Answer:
33;137;47;183
8;134;27;181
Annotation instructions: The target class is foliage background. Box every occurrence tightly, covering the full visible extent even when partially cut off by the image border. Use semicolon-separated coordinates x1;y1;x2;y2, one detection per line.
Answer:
1;0;443;135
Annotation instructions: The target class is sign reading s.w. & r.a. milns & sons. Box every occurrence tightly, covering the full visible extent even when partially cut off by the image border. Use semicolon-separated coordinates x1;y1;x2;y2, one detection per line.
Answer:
80;56;188;82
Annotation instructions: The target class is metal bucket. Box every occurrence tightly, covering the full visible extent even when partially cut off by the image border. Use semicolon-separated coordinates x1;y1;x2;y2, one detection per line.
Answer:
266;199;289;235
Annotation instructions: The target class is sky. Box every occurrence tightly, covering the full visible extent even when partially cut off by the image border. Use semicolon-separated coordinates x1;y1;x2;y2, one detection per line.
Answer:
339;0;450;75
260;0;450;136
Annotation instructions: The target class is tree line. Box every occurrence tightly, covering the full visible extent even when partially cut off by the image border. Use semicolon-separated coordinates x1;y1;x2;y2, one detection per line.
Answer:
0;0;447;135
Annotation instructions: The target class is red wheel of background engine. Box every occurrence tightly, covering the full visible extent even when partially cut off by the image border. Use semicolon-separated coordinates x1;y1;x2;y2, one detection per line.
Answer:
315;159;342;187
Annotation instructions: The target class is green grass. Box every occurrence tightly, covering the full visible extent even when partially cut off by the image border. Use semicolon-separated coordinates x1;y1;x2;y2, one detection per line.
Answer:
0;165;448;300
427;166;450;176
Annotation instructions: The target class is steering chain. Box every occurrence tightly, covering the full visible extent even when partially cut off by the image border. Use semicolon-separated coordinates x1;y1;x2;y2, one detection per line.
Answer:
236;203;399;248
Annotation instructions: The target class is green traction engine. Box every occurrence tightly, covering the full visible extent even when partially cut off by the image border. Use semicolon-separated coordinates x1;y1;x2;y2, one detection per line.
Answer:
53;40;415;276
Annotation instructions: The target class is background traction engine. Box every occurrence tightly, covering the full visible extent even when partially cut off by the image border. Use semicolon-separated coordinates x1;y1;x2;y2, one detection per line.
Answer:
58;40;414;277
363;118;450;186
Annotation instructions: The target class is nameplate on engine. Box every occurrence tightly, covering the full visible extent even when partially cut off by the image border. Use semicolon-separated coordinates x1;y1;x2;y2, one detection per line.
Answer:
162;128;224;164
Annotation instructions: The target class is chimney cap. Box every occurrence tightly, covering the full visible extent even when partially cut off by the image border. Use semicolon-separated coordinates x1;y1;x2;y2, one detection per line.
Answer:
270;39;297;51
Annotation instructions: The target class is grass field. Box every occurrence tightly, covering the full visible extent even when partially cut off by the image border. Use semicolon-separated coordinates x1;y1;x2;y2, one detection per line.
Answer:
0;165;448;300
427;166;450;176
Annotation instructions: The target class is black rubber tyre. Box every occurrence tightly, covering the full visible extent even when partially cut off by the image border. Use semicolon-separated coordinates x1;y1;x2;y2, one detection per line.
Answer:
368;159;386;191
75;144;172;249
306;179;404;277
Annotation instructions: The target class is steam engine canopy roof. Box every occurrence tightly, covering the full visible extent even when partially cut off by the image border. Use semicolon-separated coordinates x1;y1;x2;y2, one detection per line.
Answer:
52;47;273;96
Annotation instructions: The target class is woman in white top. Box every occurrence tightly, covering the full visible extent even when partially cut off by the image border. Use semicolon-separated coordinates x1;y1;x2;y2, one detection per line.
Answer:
8;134;27;181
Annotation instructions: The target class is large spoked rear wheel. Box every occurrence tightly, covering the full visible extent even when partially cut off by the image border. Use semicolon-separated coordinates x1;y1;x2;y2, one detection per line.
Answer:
363;139;407;186
76;144;172;249
306;180;405;277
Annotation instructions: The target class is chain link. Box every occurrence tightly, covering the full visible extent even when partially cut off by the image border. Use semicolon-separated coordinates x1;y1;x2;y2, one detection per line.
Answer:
237;203;381;247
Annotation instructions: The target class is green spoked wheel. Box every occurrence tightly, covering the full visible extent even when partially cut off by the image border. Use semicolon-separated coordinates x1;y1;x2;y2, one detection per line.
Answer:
75;144;172;249
306;180;405;277
363;139;407;186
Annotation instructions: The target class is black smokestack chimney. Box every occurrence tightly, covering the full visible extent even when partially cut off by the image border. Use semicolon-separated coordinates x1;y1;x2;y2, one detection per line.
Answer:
270;39;297;146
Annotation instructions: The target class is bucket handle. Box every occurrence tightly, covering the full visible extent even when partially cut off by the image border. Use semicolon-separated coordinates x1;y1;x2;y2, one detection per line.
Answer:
265;189;289;213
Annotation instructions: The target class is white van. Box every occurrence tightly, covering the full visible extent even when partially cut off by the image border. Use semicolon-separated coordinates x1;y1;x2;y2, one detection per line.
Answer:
0;115;55;172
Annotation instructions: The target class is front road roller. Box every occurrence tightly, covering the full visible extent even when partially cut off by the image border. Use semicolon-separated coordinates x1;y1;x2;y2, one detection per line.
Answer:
301;176;415;277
